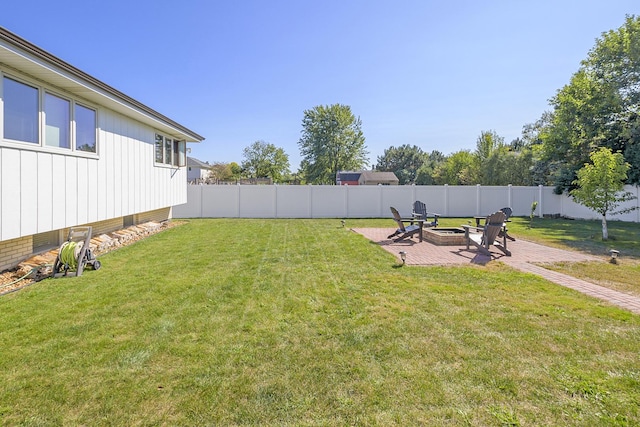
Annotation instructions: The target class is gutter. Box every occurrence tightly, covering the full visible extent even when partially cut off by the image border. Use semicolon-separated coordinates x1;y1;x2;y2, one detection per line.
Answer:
0;26;205;142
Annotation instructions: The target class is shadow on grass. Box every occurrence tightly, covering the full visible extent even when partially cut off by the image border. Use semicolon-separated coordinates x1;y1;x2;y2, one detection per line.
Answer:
527;218;640;258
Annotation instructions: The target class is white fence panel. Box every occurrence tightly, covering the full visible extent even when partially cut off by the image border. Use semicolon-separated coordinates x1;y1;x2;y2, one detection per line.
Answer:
276;186;311;218
239;186;276;218
348;186;386;218
479;186;510;216
174;184;640;222
559;185;640;221
446;186;477;217
311;186;346;218
204;185;239;217
511;186;540;217
381;185;416;217
541;187;562;218
415;186;446;216
173;185;201;218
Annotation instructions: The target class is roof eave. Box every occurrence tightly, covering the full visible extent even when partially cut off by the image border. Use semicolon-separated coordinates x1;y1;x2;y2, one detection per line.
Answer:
0;26;204;143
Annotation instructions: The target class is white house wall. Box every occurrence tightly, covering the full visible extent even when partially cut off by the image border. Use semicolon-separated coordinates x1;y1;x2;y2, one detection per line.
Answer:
0;108;187;242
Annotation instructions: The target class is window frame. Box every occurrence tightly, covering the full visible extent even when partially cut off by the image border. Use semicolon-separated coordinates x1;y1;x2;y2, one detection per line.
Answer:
154;132;186;168
74;102;97;154
0;70;99;158
2;75;40;145
44;90;71;149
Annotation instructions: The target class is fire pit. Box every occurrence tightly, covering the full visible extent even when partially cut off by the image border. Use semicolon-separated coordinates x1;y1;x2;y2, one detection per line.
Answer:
422;227;467;246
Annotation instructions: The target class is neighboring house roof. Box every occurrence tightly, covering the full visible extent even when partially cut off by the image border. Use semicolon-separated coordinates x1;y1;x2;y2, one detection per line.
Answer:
0;26;204;143
358;171;399;185
187;157;210;169
338;172;362;182
337;172;362;185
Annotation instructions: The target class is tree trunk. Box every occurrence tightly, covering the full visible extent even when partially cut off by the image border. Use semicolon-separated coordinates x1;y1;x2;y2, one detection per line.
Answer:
601;215;608;240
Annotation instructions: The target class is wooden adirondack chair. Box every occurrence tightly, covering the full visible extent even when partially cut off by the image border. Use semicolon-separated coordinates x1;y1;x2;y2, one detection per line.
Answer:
412;200;439;228
462;210;511;256
387;207;423;242
499;207;515;241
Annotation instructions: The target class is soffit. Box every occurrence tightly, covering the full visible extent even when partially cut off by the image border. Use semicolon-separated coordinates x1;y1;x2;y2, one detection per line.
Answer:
0;32;204;143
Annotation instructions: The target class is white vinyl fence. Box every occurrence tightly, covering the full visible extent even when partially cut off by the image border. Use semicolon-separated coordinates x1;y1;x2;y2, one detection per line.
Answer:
173;184;640;222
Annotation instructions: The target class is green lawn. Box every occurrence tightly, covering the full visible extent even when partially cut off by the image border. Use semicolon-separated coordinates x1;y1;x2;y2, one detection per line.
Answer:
1;219;639;426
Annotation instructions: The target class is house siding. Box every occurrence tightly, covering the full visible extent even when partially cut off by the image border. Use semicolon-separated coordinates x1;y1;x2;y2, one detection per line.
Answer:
0;26;201;271
0;107;187;244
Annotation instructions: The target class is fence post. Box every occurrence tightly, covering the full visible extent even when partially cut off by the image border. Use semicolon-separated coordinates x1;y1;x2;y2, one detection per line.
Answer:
344;184;349;218
508;184;512;208
274;184;278;218
476;184;481;216
444;184;449;216
538;185;544;218
236;183;241;218
636;185;640;223
309;184;313;218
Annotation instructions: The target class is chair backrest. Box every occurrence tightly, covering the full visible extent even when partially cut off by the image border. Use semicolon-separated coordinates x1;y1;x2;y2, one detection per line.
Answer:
413;200;427;220
500;207;513;220
483;211;507;245
390;207;406;231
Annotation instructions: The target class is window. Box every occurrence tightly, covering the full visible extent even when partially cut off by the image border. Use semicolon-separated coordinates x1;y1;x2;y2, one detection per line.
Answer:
155;133;186;167
155;134;164;163
1;74;98;155
45;92;70;148
164;137;172;164
3;77;38;143
75;104;96;153
173;139;186;167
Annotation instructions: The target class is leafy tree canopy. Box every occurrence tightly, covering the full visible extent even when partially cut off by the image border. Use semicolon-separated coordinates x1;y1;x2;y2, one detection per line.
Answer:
541;14;640;192
298;104;368;184
570;147;637;239
209;162;234;183
433;150;475;185
241;140;290;183
375;144;428;184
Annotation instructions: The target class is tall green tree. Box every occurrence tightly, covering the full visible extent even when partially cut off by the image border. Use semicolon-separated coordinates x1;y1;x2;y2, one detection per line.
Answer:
415;150;446;185
541;15;640;191
473;130;508;185
570;147;637;240
241;140;290;183
375;144;427;184
433;150;475;185
298;104;368;184
209;162;234;183
521;114;555;186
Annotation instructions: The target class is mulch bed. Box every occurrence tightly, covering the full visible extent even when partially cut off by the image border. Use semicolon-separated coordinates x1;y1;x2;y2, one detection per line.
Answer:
0;220;182;296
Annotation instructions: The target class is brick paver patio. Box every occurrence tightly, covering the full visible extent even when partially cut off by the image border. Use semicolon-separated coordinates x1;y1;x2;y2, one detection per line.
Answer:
352;228;640;315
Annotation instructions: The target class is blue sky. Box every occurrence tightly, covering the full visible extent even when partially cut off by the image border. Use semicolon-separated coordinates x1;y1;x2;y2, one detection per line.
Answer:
2;1;639;170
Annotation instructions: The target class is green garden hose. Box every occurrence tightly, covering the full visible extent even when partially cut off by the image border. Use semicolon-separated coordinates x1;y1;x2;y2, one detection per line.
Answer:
59;241;79;269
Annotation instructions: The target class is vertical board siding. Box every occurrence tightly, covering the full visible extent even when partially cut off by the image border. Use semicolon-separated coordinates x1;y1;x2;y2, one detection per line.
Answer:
51;154;66;229
1;107;189;242
77;158;88;225
64;156;78;228
20;150;38;236
1;149;21;240
37;153;53;232
87;156;98;223
97;116;107;221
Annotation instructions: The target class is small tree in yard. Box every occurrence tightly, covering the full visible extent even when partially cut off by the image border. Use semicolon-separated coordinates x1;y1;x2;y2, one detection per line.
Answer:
570;147;637;240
